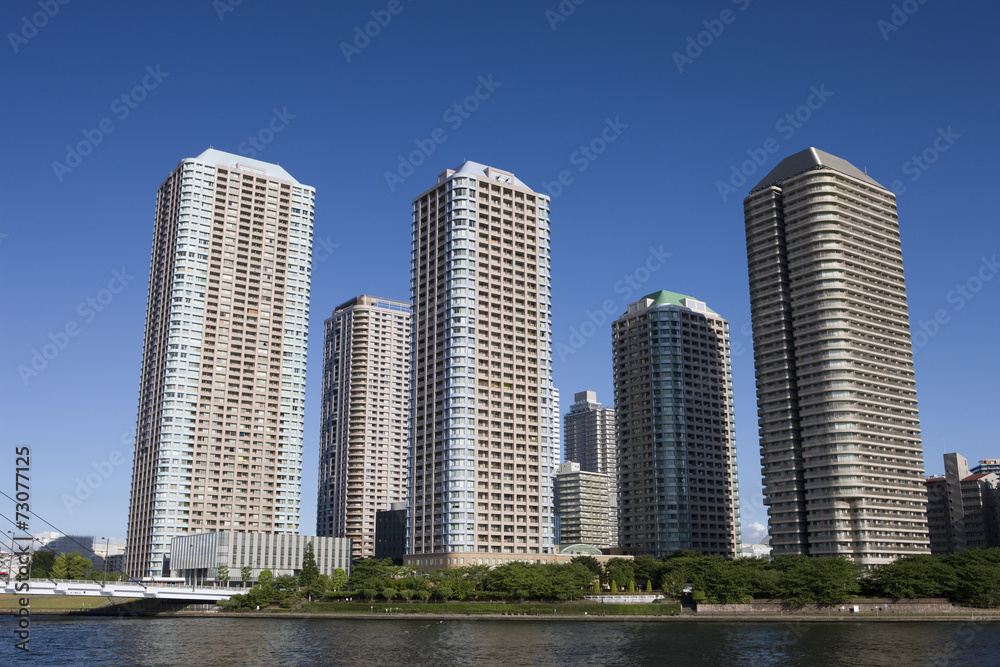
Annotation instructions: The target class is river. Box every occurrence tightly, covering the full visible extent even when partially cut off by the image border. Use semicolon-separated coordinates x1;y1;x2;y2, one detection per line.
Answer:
5;617;999;665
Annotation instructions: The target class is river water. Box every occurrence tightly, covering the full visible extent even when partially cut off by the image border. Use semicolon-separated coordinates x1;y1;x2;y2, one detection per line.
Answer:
5;616;999;665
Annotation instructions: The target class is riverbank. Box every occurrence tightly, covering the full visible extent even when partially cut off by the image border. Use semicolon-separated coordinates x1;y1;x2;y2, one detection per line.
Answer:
10;610;1000;623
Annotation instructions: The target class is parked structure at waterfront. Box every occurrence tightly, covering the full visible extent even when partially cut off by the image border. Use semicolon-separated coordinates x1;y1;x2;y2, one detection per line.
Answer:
170;531;350;585
744;147;928;565
316;295;411;561
126;149;315;577
926;453;1000;554
612;291;741;558
554;461;618;549
408;161;557;559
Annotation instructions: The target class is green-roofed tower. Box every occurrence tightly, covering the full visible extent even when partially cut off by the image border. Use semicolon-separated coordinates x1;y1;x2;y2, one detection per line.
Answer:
612;291;741;557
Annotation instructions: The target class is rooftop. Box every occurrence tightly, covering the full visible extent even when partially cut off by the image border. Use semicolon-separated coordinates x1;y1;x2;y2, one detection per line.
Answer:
749;147;883;193
188;148;304;185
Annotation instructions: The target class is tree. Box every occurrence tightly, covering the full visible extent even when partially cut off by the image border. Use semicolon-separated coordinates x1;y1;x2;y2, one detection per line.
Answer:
646;579;653;593
51;552;92;580
309;574;332;598
217;565;230;587
258;569;274;589
864;554;958;599
31;550;56;578
241;566;253;586
330;567;348;592
299;541;319;589
275;574;299;591
382;587;397;601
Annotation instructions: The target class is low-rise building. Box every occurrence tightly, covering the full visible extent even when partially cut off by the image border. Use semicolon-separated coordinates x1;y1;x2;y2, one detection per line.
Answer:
170;532;351;585
375;501;407;561
926;453;1000;554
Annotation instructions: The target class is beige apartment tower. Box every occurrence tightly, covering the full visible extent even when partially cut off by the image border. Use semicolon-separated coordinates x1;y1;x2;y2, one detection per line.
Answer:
317;295;411;561
564;390;617;478
126;149;314;577
744;147;928;565
409;161;557;557
554;461;618;549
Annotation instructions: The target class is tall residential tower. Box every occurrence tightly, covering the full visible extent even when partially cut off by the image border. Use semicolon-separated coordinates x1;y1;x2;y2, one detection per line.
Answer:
316;295;411;561
563;390;616;478
408;161;557;560
126;149;314;577
612;291;741;557
744;147;928;565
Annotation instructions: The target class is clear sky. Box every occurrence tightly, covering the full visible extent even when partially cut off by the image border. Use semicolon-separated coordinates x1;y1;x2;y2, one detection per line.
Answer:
2;0;998;547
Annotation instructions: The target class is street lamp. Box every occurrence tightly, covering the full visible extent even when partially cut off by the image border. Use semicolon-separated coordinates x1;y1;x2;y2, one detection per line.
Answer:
100;537;110;585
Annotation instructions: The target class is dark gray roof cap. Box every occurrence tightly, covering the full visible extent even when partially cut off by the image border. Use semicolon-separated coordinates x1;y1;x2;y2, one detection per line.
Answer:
749;147;884;193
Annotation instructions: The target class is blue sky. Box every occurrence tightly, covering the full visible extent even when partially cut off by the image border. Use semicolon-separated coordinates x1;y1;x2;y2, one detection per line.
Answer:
1;0;998;546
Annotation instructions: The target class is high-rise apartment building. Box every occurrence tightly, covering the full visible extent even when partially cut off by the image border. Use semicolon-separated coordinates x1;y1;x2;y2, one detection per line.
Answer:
316;295;411;561
612;291;741;557
744;147;928;565
926;453;1000;554
408;161;557;559
564;390;616;477
553;461;617;549
973;460;1000;476
126;149;314;577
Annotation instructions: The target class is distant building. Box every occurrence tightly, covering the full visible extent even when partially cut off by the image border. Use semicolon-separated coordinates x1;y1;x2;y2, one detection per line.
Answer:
375;501;407;561
613;291;741;558
972;460;1000;476
170;532;351;585
45;535;95;561
739;543;772;559
553;461;617;549
563;391;616;478
316;295;411;561
926;453;1000;554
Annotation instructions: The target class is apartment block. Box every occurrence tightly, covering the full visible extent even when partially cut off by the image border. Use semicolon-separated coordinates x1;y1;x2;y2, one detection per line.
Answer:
409;161;557;558
926;453;1000;554
744;147;928;565
612;291;741;557
564;390;617;478
126;149;314;577
316;295;411;561
553;461;617;549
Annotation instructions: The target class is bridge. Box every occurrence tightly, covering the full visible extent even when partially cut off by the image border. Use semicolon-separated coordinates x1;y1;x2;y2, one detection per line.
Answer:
2;579;250;602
